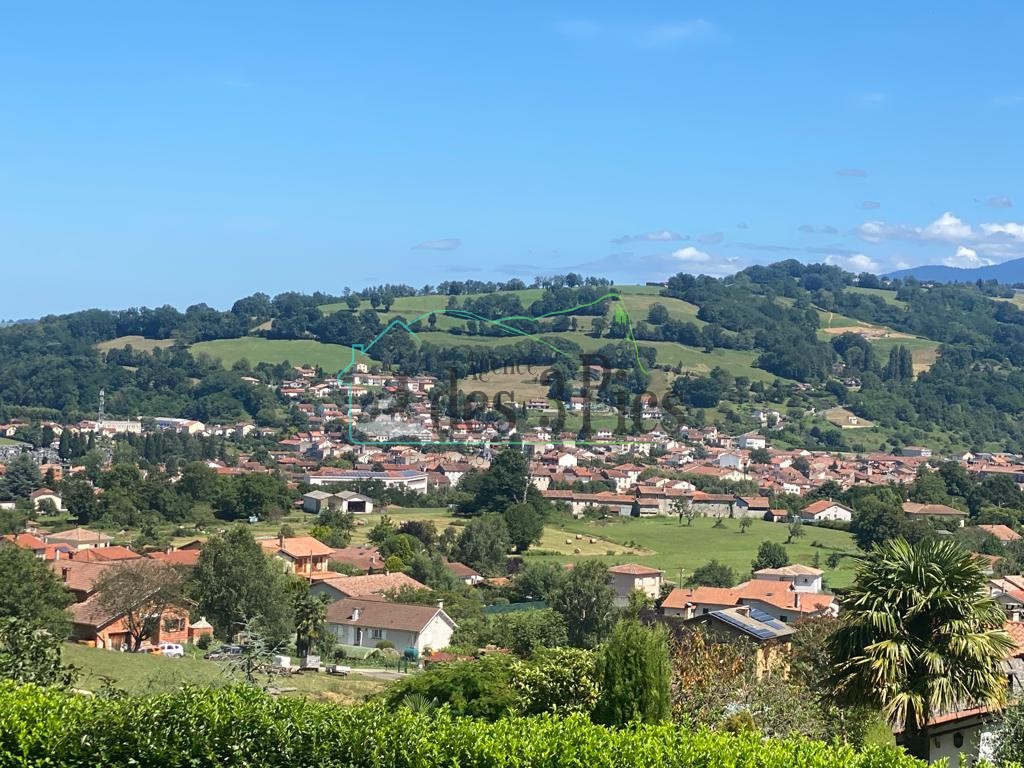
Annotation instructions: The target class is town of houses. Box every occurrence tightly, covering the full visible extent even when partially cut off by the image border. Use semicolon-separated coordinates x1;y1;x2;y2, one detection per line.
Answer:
5;362;1024;758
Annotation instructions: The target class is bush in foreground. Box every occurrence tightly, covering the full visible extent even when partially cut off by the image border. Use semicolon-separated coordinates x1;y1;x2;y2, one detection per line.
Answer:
0;681;983;767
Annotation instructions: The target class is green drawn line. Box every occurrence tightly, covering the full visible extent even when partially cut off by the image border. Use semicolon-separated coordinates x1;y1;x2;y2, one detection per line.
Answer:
338;291;649;377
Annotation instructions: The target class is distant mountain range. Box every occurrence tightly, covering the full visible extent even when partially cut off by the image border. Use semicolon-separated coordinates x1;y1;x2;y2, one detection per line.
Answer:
887;257;1024;284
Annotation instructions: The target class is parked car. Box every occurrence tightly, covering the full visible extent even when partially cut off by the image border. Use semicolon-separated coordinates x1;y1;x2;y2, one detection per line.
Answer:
158;642;185;658
203;644;242;660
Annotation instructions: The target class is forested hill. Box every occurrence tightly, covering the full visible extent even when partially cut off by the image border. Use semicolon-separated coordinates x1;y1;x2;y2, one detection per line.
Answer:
888;256;1024;285
4;262;1024;452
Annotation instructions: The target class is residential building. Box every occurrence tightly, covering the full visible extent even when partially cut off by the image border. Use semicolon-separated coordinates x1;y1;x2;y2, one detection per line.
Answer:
800;499;854;523
261;535;333;576
752;564;823;593
325;596;457;654
44;528;111;551
309;572;425;601
608;563;663;607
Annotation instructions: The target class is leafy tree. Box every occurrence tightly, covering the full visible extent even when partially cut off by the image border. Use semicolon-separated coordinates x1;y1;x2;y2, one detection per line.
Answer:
189;526;295;644
503;502;545;552
593;619;671;726
751;540;789;572
739;517;752;534
548;560;616;648
907;471;951;506
995;702;1024;765
849;492;907;550
646;303;671;324
483;608;569;657
673;496;695;526
688;559;736;588
0;617;76;687
454;514;510;576
749;447;772;465
310;507;354;548
0;544;73;639
510;647;599;715
367;515;397;545
0;454;41;500
786;519;804;544
93;559;187;651
507;561;567;602
828;538;1014;759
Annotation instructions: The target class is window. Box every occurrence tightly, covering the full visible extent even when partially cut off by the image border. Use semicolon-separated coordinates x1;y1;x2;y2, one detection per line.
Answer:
371;629;384;639
163;617;185;633
702;608;709;614
779;615;788;623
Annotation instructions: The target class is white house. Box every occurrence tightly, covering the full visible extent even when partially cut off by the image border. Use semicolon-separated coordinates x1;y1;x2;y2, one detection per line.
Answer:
608;563;663;608
752;564;824;593
737;433;767;450
30;488;63;513
800;499;853;523
325;596;457;655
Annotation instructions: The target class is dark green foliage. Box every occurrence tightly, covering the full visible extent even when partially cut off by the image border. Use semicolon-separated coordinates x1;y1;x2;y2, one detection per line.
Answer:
687;559;736;588
454;514;510;576
548;560;617;648
593;620;671;726
0;619;76;687
0;544;73;639
751;540;789;572
0;680;951;767
188;526;295;644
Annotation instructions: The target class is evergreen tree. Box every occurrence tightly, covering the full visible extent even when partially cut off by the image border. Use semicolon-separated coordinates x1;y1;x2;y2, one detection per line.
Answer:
593;619;671;725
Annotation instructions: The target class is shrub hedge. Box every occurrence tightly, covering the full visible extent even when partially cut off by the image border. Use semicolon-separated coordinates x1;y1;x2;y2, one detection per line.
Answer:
0;682;999;767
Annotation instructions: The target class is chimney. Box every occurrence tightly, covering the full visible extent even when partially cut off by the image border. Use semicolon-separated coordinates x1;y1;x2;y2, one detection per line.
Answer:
351;608;361;621
278;533;285;549
436;600;444;610
61;567;70;583
795;593;801;609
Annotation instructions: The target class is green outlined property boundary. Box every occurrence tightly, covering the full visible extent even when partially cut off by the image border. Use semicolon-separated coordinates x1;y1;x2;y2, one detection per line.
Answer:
335;292;663;445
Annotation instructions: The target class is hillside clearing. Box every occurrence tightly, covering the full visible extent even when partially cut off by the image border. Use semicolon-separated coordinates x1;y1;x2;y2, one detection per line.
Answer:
191;338;371;372
96;336;177;354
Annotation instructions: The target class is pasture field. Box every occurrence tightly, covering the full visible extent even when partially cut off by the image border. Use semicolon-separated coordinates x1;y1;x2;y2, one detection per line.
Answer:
526;515;860;589
96;335;177;354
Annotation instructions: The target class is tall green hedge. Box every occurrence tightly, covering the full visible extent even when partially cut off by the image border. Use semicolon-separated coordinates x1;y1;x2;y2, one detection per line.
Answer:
0;681;986;767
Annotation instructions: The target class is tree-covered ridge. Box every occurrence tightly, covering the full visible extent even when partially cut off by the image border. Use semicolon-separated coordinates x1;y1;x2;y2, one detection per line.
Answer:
6;262;1024;449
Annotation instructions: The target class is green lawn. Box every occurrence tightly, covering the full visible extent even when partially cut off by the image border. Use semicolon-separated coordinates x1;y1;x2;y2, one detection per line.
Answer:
0;437;26;446
527;516;860;589
64;644;388;703
191;337;372;372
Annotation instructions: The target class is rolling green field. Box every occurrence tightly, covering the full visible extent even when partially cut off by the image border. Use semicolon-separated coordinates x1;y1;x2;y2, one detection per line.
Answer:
63;644;388;703
528;515;861;589
191;337;371;372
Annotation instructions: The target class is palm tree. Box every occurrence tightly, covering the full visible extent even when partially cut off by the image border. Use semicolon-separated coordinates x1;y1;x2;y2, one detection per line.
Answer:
828;538;1013;759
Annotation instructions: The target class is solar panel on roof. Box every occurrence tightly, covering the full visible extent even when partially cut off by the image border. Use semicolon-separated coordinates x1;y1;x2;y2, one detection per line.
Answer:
710;609;778;641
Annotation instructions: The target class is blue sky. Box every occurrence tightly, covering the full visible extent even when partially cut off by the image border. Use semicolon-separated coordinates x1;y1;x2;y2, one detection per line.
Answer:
2;2;1023;317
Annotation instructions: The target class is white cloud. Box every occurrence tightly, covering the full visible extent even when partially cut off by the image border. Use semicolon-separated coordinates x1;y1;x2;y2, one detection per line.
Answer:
413;238;462;251
922;212;973;241
672;246;711;263
943;246;993;268
612;230;686;244
856;211;1024;258
826;253;880;273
